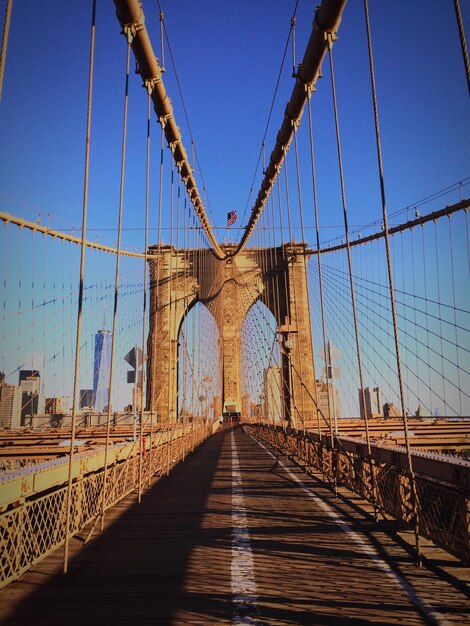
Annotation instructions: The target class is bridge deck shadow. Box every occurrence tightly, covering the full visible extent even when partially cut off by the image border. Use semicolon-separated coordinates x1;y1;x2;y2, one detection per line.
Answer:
0;425;469;625
1;428;233;625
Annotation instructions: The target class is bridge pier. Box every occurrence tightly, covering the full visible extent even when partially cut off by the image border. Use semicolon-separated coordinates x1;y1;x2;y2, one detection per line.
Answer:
257;243;318;428
147;243;317;426
147;246;198;422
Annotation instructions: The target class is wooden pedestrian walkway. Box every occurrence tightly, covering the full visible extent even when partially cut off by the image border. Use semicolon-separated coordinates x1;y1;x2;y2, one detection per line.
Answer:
1;426;469;625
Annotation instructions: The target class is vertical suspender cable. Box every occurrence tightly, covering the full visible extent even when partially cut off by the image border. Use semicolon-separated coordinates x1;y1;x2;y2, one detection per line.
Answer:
41;234;46;393
0;0;12;101
101;37;131;531
363;0;421;558
159;9;165;72
175;172;182;438
197;232;201;419
1;222;6;378
465;208;470;274
63;0;96;574
270;194;287;425
168;159;175;423
182;195;188;452
421;226;433;411
399;232;408;406
292;125;319;436
277;178;292;428
410;229;420;408
30;233;35;412
60;240;66;400
155;124;165;418
433;223;447;413
17;229;22;380
283;160;306;431
307;94;332;481
139;87;152;501
265;203;279;422
326;34;378;519
191;217;197;417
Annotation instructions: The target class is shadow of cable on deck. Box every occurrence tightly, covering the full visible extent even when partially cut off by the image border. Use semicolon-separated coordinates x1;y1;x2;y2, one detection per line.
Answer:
1;428;234;626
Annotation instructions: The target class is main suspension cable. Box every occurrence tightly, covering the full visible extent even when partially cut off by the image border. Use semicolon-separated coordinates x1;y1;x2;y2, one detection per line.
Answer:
0;0;12;101
453;0;470;95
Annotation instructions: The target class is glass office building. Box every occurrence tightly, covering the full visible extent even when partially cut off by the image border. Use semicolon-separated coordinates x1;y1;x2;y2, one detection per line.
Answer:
93;330;112;412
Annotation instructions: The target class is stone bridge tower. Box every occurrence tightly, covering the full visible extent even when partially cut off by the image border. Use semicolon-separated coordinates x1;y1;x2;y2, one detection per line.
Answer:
146;243;317;427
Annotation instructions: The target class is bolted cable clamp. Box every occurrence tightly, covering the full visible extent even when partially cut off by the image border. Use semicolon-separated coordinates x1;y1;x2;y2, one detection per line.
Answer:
121;12;145;44
144;77;159;95
169;140;180;154
158;112;172;128
323;30;338;51
305;83;317;99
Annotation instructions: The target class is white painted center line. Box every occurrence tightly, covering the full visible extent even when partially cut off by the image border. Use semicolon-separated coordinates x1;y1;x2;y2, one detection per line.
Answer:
231;429;261;626
249;432;453;626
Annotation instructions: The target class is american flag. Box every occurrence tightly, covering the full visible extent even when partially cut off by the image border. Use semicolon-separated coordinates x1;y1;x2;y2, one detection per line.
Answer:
226;210;237;227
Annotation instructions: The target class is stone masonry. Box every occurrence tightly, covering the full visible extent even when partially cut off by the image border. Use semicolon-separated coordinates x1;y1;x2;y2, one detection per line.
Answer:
147;243;317;427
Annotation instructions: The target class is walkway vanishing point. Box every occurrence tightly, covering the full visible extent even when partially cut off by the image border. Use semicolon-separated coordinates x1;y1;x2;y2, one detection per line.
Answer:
1;425;469;626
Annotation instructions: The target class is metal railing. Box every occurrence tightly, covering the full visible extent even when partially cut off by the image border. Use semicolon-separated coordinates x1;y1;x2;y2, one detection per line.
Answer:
246;423;470;563
0;421;215;589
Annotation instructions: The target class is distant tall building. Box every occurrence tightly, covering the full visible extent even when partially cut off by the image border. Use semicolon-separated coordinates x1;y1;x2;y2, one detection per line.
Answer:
80;389;94;410
264;366;283;423
19;370;41;392
45;397;70;415
19;371;44;425
210;395;222;422
316;380;341;425
241;393;249;420
0;380;22;429
132;386;143;413
383;402;400;417
359;387;382;419
93;330;112;412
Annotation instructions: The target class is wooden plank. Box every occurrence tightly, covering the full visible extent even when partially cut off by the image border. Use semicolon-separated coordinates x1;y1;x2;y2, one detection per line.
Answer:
0;427;468;625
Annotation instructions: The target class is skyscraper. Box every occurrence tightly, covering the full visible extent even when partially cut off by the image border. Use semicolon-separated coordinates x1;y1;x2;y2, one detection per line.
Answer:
19;370;41;392
80;389;94;409
93;330;112;413
316;379;341;425
264;366;283;424
0;379;22;429
18;370;44;425
359;387;382;419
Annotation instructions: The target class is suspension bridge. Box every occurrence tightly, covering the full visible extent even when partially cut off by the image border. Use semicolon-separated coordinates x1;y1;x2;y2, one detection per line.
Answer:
0;0;469;623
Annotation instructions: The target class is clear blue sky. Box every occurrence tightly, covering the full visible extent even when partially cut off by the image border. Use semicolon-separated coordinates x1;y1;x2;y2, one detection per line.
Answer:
0;0;468;250
0;0;468;414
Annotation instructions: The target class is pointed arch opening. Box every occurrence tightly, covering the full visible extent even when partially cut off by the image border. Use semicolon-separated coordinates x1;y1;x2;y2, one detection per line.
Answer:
241;298;285;424
177;300;221;422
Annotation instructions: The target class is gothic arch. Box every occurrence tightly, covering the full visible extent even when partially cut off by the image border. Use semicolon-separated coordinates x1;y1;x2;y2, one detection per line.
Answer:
147;242;317;425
